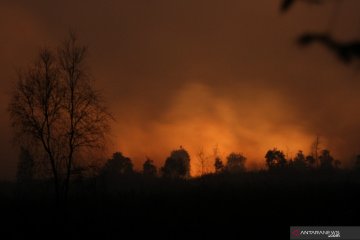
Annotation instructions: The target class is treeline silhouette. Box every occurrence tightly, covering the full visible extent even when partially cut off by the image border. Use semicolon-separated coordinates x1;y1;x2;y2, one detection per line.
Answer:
16;144;357;187
5;144;360;239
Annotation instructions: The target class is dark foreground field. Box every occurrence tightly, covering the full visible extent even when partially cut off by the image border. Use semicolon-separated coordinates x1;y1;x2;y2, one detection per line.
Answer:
1;170;360;239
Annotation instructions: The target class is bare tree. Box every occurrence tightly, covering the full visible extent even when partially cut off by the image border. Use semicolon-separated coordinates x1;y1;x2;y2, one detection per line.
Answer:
58;33;111;201
9;49;63;202
8;33;111;205
311;135;321;167
196;148;210;176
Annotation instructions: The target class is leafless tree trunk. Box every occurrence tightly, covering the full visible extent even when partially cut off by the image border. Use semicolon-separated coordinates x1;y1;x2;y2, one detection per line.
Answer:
196;146;220;176
311;135;320;168
196;149;207;176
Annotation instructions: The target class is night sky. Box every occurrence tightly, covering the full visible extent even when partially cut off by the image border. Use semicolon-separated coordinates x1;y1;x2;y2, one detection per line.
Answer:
1;0;360;179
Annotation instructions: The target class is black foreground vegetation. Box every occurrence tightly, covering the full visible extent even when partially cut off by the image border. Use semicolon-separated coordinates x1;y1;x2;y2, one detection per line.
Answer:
2;150;360;239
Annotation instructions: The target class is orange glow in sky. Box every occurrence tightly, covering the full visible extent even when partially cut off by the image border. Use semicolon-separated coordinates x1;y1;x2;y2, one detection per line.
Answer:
113;82;316;175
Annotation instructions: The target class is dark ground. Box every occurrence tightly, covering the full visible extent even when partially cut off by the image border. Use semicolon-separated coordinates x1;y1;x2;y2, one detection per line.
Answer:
1;170;360;239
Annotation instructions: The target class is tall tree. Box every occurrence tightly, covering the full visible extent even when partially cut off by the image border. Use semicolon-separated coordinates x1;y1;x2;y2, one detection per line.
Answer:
8;33;111;204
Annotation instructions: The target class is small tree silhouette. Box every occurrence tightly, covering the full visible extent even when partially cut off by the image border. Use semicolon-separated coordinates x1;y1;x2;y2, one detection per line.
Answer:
196;148;210;176
305;155;316;168
311;136;321;167
161;147;190;178
265;148;287;170
292;150;307;169
101;152;133;177
319;149;334;170
226;153;246;173
143;158;157;177
214;157;224;173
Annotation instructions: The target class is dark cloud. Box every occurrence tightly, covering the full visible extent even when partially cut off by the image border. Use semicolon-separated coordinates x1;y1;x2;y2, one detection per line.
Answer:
1;0;360;178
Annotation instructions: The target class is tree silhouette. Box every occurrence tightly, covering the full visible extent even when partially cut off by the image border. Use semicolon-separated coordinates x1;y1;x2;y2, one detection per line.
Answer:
225;153;246;173
319;149;335;170
16;147;35;184
214;157;224;173
305;155;316;168
265;148;287;170
143;158;157;177
101;152;133;177
8;32;111;204
161;147;190;178
292;150;307;169
196;148;210;176
311;136;321;167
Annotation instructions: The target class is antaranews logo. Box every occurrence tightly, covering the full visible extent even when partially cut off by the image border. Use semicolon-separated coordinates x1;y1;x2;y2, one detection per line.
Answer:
299;230;340;238
290;227;343;239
